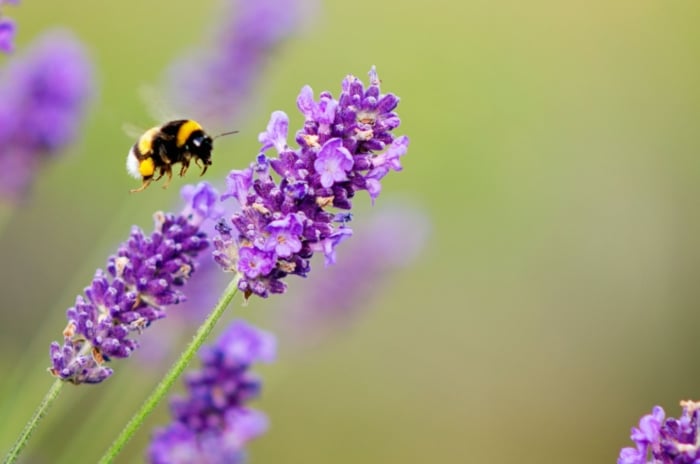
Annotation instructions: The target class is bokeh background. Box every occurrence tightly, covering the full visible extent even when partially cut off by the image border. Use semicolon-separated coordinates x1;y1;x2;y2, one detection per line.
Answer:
2;0;700;462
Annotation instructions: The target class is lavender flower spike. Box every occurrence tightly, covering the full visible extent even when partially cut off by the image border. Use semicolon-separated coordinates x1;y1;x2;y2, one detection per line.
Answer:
0;0;18;53
148;320;275;464
49;183;222;385
281;203;429;347
0;18;15;53
618;400;700;463
166;0;315;124
214;67;407;298
0;29;94;201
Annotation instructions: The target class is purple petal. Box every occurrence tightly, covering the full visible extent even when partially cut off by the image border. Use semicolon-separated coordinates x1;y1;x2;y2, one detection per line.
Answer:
218;321;277;364
617;446;645;464
221;167;254;206
258;110;289;154
296;85;315;120
373;135;408;171
314;138;354;188
238;246;275;279
180;182;224;226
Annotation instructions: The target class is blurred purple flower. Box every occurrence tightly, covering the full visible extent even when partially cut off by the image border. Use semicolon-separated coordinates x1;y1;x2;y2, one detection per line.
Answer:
213;67;407;299
0;29;94;201
0;0;18;53
0;18;15;53
48;183;222;385
148;320;275;464
280;203;429;347
618;401;700;463
166;0;315;125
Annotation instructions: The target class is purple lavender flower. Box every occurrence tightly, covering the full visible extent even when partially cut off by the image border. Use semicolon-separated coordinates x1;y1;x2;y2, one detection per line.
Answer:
165;0;315;125
280;203;429;347
618;401;700;463
134;191;236;366
48;183;221;385
314;138;354;187
148;320;275;464
262;213;303;257
0;18;15;53
213;67;407;298
0;0;18;53
237;246;275;279
0;29;94;201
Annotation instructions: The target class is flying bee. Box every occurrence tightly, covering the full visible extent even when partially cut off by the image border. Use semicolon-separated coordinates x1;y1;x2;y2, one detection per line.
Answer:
126;119;237;193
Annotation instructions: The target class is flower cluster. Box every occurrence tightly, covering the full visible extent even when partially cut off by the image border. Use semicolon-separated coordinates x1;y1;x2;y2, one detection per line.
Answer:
49;183;221;384
166;0;313;125
213;67;408;298
619;401;700;463
148;320;275;464
0;29;94;201
0;0;18;53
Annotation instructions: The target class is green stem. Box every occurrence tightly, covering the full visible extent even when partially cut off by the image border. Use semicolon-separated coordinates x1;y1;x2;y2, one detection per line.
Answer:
97;274;241;464
0;200;133;440
4;379;65;464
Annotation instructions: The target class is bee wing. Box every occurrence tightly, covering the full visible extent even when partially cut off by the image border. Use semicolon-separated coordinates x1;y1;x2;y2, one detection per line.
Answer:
139;84;186;123
122;122;146;140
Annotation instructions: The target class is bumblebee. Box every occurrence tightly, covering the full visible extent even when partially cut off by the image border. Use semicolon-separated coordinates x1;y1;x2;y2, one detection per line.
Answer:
126;119;231;193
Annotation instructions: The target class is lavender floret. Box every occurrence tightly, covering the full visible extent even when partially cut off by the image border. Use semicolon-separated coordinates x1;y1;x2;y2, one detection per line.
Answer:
214;67;407;298
148;321;274;463
48;183;221;385
619;401;700;463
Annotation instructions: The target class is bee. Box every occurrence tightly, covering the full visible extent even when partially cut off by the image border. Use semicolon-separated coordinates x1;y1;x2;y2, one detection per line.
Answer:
126;119;237;193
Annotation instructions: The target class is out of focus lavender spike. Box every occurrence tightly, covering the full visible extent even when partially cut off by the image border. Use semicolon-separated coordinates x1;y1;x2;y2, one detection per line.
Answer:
281;203;430;347
0;29;94;201
165;0;316;125
148;320;274;463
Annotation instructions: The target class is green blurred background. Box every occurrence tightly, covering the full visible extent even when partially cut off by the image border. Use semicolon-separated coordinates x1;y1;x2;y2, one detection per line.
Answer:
2;0;700;462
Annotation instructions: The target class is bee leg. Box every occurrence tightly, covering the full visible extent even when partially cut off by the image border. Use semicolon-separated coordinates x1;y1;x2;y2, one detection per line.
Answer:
162;166;173;189
130;177;153;193
153;167;166;182
200;164;209;176
179;159;190;177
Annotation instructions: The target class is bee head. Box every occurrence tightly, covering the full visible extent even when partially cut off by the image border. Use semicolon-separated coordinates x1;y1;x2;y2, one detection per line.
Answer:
189;132;214;165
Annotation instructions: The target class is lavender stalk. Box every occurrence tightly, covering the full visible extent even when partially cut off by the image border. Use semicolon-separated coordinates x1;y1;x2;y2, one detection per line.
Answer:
3;379;64;464
98;275;242;464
